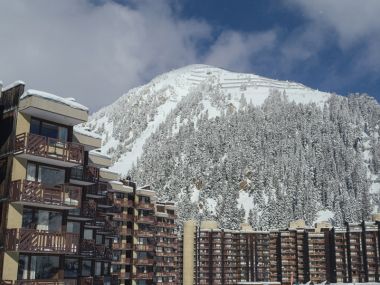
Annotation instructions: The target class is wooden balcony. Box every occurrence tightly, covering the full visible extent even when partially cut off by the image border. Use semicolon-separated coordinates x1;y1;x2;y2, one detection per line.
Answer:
134;244;155;251
70;165;99;185
14;133;84;167
79;239;111;260
10;180;81;210
68;200;97;220
112;213;134;222
133;273;154;279
112;242;132;250
5;229;79;254
114;198;133;208
135;216;156;224
135;230;155;237
134;258;155;265
9;280;77;285
136;202;155;210
119;228;133;236
156;222;176;228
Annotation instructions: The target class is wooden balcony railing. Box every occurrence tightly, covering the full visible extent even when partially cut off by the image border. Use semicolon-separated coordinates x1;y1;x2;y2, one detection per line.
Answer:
134;258;155;265
80;239;112;260
5;229;79;254
135;216;156;224
119;228;133;236
156;222;176;228
134;244;155;251
70;165;99;184
112;213;134;222
132;272;154;279
136;202;155;210
135;230;155;237
10;280;77;285
114;199;133;208
15;133;84;164
9;180;81;208
112;242;132;250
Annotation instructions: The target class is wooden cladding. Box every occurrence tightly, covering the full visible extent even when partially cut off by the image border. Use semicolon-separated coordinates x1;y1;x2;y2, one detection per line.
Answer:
5;228;79;254
9;179;81;208
70;165;99;183
15;132;84;164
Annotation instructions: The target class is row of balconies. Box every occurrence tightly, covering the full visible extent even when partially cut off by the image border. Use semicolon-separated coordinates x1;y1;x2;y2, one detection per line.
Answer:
4;229;115;259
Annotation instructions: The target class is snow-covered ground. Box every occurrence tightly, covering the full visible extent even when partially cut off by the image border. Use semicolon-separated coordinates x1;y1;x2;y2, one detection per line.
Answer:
86;64;332;175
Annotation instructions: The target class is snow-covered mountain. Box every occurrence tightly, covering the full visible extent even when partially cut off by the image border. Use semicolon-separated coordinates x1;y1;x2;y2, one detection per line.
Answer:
84;64;380;229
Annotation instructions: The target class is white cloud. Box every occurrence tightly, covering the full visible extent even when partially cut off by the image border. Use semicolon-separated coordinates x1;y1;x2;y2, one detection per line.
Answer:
0;0;275;111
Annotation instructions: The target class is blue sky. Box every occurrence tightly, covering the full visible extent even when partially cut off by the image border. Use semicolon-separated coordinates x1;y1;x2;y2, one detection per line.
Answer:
0;0;379;111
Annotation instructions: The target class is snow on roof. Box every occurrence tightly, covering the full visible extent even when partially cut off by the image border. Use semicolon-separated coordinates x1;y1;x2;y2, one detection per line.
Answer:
89;149;111;159
74;125;102;139
100;167;119;175
20;89;88;112
2;80;25;92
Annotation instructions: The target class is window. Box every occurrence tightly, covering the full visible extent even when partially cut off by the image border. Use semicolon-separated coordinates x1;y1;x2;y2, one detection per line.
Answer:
96;234;103;245
64;258;79;277
30;255;59;279
30;118;68;142
67;221;80;234
82;260;92;276
95;261;102;276
84;229;93;240
38;165;65;186
26;162;65;186
22;208;62;232
18;255;29;280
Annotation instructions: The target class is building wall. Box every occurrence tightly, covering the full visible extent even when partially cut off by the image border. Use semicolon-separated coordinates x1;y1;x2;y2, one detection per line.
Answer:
182;221;380;285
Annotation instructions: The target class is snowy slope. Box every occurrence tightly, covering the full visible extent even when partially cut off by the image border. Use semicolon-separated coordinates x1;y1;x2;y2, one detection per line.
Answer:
85;64;331;174
84;64;380;229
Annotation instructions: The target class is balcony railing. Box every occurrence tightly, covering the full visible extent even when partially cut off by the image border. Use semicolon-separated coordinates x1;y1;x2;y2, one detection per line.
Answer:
135;216;156;224
136;202;155;210
120;228;133;236
8;280;77;285
134;258;154;265
70;165;99;184
135;230;155;237
112;242;132;250
80;239;112;260
9;180;81;209
5;229;79;254
15;133;84;165
132;273;154;279
112;213;134;222
114;199;133;208
156;222;176;228
134;244;155;251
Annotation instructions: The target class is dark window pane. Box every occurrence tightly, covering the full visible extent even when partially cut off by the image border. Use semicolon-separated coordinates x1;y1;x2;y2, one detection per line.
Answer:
30;119;40;135
64;258;79;278
22;208;35;229
32;255;59;279
40;122;58;139
82;260;92;276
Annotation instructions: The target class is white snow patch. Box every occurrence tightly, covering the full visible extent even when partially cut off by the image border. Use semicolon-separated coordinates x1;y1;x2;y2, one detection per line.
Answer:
191;188;200;203
2;80;25;92
237;191;254;221
74;125;102;139
206;198;217;214
21;89;88;111
314;209;334;224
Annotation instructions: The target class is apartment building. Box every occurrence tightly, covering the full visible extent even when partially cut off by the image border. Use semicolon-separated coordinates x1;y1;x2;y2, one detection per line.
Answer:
0;81;178;285
182;216;380;285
